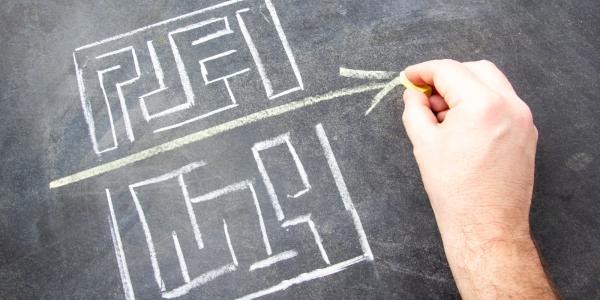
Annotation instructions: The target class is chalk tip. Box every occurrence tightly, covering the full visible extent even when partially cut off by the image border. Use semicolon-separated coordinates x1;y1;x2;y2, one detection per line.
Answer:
399;71;432;97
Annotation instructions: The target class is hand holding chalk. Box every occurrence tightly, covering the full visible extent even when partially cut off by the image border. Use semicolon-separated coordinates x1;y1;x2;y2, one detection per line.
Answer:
401;60;559;299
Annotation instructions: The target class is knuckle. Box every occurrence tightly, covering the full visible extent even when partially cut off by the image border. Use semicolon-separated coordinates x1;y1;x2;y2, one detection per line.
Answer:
476;59;498;70
519;107;534;122
477;91;505;113
515;105;535;127
437;59;461;68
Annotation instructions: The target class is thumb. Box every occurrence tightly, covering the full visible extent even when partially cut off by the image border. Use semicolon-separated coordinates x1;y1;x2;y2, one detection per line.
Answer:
402;88;438;145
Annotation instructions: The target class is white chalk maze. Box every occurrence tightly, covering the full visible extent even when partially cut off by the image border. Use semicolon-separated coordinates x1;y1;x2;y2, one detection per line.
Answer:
106;124;373;299
73;0;302;156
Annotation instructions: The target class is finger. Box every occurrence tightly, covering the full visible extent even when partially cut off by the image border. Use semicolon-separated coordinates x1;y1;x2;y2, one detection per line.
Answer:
436;109;449;123
462;60;520;101
404;59;492;108
402;88;438;145
429;94;449;113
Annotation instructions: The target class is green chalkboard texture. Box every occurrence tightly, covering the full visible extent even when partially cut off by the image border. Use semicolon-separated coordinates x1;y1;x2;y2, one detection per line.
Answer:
1;0;599;298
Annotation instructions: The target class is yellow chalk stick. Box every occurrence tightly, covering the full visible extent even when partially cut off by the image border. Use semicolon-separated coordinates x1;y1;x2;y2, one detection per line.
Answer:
399;71;432;97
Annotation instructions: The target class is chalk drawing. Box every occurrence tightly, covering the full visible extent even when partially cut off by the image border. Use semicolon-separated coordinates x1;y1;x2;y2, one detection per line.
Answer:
96;65;121;153
199;50;250;85
339;67;397;80
281;214;330;265
75;0;246;51
106;189;135;300
73;52;101;155
167;17;238;111
163;263;237;299
172;231;191;283
365;76;402;115
168;20;209;108
127;161;255;298
154;103;240;133
316;123;373;261
248;183;272;256
178;174;205;249
249;250;298;272
191;179;252;202
72;0;312;161
50;81;389;188
263;0;304;98
73;1;384;299
96;46;140;142
236;5;303;100
138;41;170;121
152;17;249;133
339;67;402;115
121;165;288;298
146;40;166;89
191;16;234;45
236;9;272;98
224;219;239;266
80;46;141;155
252;132;311;221
106;124;374;299
129;162;206;291
190;180;272;256
236;255;368;300
74;5;243;155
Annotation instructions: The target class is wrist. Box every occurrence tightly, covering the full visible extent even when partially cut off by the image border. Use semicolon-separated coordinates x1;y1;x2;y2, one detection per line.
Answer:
433;197;532;247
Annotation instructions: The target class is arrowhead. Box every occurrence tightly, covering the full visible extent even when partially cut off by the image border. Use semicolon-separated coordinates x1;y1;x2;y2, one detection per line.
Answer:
339;68;403;115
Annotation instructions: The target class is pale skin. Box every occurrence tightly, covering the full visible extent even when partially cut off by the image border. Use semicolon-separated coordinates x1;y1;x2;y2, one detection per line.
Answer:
401;60;561;299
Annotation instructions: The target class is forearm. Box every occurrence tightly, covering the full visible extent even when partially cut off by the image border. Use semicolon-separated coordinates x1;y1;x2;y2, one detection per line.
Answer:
436;206;557;299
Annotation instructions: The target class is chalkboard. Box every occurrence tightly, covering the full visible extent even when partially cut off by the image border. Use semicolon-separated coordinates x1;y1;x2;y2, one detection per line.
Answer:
1;0;599;298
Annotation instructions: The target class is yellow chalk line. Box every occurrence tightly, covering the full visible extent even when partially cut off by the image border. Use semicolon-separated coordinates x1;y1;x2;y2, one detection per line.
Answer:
339;67;397;80
50;82;388;189
365;77;402;115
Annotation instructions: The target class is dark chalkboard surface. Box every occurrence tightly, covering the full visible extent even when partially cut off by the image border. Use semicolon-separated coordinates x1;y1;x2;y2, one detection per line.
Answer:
1;0;599;298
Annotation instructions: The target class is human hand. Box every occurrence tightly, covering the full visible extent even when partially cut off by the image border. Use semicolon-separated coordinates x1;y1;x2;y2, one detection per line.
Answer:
401;60;558;299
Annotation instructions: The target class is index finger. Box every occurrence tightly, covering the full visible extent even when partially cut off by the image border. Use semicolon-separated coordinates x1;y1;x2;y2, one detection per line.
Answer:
404;59;492;108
